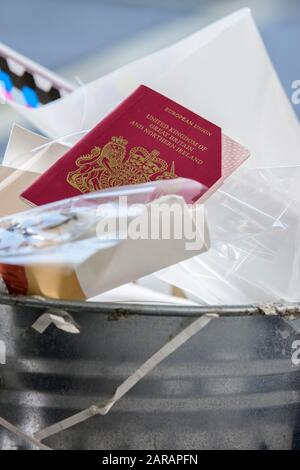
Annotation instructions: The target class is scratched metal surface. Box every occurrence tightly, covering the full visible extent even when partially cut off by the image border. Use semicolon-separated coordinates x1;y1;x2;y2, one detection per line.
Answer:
0;303;299;450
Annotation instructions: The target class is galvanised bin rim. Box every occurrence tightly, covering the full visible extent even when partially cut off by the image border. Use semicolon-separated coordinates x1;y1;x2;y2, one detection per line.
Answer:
0;292;300;320
1;292;300;450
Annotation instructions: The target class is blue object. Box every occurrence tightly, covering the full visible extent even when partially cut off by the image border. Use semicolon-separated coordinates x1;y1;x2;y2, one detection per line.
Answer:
0;70;13;91
22;85;39;107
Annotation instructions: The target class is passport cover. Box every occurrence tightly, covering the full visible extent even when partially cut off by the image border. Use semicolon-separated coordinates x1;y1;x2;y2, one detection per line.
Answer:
21;85;249;206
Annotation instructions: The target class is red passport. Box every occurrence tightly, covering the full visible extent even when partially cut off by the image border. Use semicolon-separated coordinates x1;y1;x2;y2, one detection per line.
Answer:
21;85;249;205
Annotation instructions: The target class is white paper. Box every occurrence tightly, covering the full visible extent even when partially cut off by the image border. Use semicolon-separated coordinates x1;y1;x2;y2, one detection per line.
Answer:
3;124;69;173
7;9;300;171
89;283;197;305
75;197;208;298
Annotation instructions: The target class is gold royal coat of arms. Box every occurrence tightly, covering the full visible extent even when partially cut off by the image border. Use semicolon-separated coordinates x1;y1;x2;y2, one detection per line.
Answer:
67;136;177;193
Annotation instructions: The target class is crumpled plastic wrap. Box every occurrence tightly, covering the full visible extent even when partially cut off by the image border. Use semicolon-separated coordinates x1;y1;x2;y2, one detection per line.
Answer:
0;178;208;299
157;166;300;304
0;178;205;260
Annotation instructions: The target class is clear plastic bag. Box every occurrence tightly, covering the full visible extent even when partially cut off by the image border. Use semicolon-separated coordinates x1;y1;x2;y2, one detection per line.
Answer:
0;178;208;300
157;166;300;304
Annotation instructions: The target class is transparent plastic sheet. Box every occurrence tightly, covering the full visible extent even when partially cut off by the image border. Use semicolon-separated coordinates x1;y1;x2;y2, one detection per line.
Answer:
157;166;300;305
3;126;300;304
0;178;208;299
0;177;206;263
